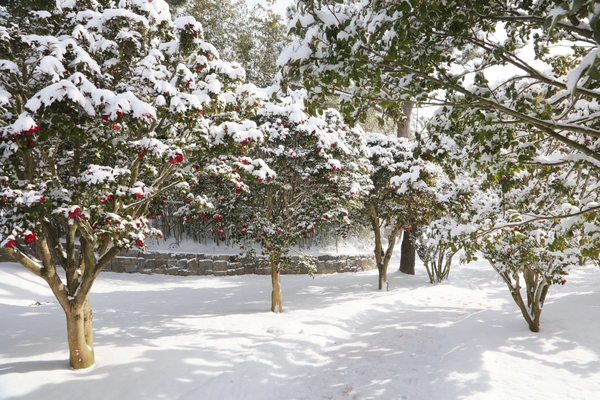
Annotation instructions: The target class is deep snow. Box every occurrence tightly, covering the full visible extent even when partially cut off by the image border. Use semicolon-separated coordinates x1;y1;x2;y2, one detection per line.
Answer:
1;253;599;400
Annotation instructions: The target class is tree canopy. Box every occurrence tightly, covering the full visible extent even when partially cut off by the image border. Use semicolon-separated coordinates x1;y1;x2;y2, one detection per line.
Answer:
183;0;288;87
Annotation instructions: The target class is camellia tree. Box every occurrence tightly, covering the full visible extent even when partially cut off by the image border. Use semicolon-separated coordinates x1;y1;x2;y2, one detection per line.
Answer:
0;0;262;368
279;0;600;331
179;93;373;312
364;132;441;290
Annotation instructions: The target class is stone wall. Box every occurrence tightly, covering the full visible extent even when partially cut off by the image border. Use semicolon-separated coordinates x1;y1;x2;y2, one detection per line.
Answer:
0;248;376;276
106;250;376;276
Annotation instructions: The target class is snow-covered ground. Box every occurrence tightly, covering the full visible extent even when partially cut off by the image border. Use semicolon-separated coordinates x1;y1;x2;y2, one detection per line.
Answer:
1;253;599;400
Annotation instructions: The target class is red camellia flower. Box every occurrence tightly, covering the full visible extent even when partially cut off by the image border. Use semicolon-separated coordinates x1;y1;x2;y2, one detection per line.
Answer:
99;196;108;203
135;192;144;199
4;239;15;248
213;214;223;221
139;148;147;158
23;125;40;136
68;207;81;219
135;239;144;247
24;233;37;243
169;152;184;164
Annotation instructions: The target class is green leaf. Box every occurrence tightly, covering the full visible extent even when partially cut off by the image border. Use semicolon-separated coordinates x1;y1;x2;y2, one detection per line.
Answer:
571;0;587;14
594;22;600;45
544;3;569;35
587;62;600;80
399;1;411;13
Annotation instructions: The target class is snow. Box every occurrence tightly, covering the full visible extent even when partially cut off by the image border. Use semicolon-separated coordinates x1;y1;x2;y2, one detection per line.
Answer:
1;253;600;399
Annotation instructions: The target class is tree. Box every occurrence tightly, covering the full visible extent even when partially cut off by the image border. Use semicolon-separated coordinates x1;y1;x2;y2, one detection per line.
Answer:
364;132;441;290
0;0;260;368
280;0;600;331
183;0;287;87
180;93;372;312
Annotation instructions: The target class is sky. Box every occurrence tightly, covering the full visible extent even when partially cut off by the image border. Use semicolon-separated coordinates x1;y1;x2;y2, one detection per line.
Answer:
256;0;293;17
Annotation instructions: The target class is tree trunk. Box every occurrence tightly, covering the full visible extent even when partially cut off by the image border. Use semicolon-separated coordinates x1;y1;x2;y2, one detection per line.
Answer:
271;266;283;313
378;263;387;290
497;268;550;333
397;102;417;275
65;298;95;369
396;101;414;139
400;228;416;275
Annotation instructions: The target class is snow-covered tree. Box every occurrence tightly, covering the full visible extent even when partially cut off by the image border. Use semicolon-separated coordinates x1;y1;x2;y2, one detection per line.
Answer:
184;94;373;312
182;0;288;87
365;132;442;290
0;0;261;368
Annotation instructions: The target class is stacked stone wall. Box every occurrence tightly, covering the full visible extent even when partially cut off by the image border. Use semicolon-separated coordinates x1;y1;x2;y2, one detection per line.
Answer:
0;248;376;276
105;250;376;276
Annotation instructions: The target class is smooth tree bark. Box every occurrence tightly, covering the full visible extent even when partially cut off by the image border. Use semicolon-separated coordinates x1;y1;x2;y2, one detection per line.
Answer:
494;266;551;332
271;265;283;313
399;226;417;275
369;203;402;290
5;230;120;369
397;102;417;275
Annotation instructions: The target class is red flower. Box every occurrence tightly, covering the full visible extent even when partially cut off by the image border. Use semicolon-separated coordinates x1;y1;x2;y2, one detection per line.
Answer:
4;239;15;248
136;239;144;247
23;125;40;136
139;148;147;158
169;152;184;164
135;192;144;199
102;115;109;121
24;233;37;243
214;214;223;221
68;207;81;219
27;139;35;147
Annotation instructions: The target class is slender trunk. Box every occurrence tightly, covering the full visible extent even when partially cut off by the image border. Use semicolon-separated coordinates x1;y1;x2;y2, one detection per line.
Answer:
496;269;549;333
65;299;95;369
396;101;414;139
397;102;417;276
400;228;416;275
271;266;283;313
